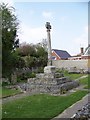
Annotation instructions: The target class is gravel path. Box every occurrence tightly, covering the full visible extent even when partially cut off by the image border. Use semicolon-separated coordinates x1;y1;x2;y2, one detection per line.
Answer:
1;92;39;104
1;75;88;104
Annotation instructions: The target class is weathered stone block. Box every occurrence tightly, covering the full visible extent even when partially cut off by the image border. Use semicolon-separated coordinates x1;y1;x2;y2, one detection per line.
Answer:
44;66;56;73
54;73;64;78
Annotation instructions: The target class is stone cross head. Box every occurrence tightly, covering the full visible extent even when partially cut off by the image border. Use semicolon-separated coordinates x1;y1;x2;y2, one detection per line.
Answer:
45;22;51;30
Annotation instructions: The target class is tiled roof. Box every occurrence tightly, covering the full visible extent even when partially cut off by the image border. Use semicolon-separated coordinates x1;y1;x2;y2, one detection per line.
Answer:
52;49;71;59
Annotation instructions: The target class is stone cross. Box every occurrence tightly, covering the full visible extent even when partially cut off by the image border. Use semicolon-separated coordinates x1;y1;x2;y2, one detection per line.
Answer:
45;22;52;66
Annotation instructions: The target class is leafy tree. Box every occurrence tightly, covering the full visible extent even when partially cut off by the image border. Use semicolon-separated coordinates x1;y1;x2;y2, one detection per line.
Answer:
17;44;36;57
1;3;19;78
36;45;48;67
11;52;26;69
25;56;37;69
21;43;48;70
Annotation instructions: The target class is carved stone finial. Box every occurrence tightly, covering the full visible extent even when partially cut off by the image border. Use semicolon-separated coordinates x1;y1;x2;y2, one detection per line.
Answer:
45;22;51;30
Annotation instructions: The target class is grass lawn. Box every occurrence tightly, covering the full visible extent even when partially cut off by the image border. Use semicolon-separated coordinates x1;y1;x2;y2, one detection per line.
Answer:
2;90;88;119
64;71;83;80
67;73;83;80
79;75;90;89
0;87;22;98
79;77;88;85
57;70;84;80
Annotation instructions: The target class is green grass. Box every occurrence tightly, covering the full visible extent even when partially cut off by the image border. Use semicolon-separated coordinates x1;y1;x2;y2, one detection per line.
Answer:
0;87;21;98
63;71;83;80
66;73;83;80
2;90;88;118
84;85;88;89
56;69;83;80
79;75;90;89
79;77;88;85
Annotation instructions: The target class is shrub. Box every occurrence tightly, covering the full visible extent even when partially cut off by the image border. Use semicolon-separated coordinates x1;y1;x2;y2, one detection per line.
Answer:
2;82;10;86
25;72;36;78
37;67;44;73
17;72;36;83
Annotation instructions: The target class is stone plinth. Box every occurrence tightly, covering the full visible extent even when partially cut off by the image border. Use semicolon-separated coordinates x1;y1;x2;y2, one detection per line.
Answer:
44;66;56;74
36;73;55;79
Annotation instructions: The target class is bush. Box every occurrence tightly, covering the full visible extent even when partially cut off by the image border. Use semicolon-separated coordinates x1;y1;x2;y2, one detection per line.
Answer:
25;72;36;78
37;67;44;73
17;72;36;83
2;82;10;86
56;68;68;74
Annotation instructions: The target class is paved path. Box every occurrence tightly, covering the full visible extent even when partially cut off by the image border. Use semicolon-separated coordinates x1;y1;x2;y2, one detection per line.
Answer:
52;94;89;119
1;75;88;104
1;85;87;104
1;92;38;104
51;75;88;119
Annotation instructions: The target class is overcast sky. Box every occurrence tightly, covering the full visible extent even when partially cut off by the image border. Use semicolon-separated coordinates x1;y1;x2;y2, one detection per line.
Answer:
1;0;89;55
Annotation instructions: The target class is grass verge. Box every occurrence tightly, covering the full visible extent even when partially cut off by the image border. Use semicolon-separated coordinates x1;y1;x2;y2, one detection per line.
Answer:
0;87;22;98
2;90;88;118
56;69;84;80
79;77;88;85
79;75;90;89
64;71;83;80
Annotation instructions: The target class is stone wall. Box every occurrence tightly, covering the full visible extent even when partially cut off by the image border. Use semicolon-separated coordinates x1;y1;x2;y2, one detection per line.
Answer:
52;60;88;70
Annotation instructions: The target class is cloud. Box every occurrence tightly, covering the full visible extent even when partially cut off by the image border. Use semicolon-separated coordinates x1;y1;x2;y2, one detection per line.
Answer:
74;26;88;47
18;23;47;44
42;11;53;19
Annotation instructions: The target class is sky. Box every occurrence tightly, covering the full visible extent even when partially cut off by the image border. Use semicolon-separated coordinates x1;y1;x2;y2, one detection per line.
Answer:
1;0;89;55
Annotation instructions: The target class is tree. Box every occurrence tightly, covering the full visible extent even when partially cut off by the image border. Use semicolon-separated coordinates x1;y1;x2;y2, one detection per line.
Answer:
1;3;19;78
25;56;37;69
20;43;48;70
36;44;48;67
17;43;36;57
11;52;26;69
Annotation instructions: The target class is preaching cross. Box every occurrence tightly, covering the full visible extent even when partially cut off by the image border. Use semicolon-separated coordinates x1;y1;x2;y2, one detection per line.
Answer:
44;22;56;74
45;22;52;66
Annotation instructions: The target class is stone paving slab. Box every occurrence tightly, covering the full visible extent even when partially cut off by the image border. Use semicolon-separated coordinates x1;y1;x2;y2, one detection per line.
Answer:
52;94;89;119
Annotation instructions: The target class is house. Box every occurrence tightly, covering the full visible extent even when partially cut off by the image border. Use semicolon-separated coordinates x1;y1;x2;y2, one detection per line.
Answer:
69;47;84;60
81;44;90;59
69;45;90;60
52;49;71;60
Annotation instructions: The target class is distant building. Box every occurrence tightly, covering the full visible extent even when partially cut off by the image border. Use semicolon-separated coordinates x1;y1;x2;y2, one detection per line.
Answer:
52;49;71;60
82;45;90;59
69;45;90;60
69;47;84;60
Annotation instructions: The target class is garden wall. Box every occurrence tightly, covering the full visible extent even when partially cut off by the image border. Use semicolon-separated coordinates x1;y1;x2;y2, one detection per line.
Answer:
52;60;88;70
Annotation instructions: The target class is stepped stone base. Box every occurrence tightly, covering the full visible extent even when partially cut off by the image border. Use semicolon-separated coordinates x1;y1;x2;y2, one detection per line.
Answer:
26;72;79;94
18;66;79;94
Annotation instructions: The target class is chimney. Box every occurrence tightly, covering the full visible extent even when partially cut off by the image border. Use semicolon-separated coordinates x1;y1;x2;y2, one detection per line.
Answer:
80;47;84;54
